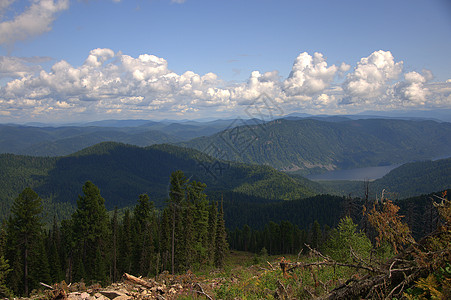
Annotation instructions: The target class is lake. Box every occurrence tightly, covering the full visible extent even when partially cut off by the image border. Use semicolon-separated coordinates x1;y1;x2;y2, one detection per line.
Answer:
306;154;451;181
306;164;402;181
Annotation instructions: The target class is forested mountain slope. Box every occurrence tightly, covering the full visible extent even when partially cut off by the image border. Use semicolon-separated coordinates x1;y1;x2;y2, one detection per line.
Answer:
0;142;317;215
182;118;451;174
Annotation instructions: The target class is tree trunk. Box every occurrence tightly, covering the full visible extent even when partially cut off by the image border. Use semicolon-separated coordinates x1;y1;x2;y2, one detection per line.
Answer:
24;235;28;296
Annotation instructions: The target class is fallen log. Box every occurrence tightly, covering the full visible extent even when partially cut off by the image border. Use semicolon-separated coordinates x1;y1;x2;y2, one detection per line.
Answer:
122;273;156;288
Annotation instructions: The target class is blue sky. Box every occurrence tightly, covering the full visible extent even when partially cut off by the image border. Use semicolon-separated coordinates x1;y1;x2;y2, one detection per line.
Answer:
0;0;450;122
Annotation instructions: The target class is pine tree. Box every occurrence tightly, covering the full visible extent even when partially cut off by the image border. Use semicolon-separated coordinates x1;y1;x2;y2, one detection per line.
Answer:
47;216;63;283
214;198;228;268
159;207;172;272
207;202;217;264
71;181;110;283
29;237;51;288
7;187;44;296
188;181;209;266
133;194;156;276
168;170;188;274
310;220;323;250
119;209;133;274
181;202;195;270
324;216;372;263
110;207;119;282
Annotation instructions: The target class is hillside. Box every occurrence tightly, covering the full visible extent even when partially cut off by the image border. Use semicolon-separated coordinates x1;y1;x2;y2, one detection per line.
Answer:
182;118;451;174
0;142;317;216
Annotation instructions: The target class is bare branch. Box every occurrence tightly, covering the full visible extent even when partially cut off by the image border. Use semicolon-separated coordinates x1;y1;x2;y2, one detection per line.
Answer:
194;283;213;300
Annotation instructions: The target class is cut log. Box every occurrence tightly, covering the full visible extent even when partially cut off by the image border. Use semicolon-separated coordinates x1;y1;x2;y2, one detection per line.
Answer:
122;273;156;289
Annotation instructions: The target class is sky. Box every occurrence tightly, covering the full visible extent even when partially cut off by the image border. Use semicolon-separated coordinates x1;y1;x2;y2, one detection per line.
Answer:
0;0;450;123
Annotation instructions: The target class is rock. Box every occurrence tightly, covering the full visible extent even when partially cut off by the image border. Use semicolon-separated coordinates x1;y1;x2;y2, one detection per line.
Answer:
100;290;130;299
67;291;91;300
94;292;108;300
112;296;131;300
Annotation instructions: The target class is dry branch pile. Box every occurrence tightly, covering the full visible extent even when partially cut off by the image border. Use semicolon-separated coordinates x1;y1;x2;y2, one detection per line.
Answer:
40;272;215;300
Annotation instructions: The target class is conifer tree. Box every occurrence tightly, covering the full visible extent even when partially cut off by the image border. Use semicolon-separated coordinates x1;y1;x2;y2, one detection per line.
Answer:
119;209;133;274
47;216;63;283
214;198;228;268
133;194;156;276
181;202;195;270
29;237;51;288
110;207;119;282
71;181;110;283
159;207;172;271
310;220;323;250
7;187;43;296
207;202;217;264
168;170;188;274
188;181;209;265
0;255;11;298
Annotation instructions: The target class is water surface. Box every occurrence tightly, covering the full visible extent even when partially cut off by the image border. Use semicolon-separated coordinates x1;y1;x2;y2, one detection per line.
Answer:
306;164;401;181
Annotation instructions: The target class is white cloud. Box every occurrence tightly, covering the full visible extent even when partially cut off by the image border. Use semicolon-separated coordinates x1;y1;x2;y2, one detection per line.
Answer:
283;52;338;97
0;0;69;46
0;56;44;78
393;71;429;105
0;48;450;121
343;50;403;102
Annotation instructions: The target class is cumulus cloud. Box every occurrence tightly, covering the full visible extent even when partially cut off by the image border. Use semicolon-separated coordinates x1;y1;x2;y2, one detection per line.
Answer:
393;71;429;105
283;52;338;97
0;48;225;119
343;50;403;102
0;0;69;47
0;56;40;78
0;49;450;121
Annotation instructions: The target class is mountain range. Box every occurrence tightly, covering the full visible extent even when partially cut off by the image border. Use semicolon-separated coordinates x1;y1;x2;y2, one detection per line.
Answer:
183;118;451;174
1;114;451;223
3;117;451;177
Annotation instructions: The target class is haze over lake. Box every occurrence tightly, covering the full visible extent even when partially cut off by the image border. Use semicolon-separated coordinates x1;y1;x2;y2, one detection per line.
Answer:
306;165;401;181
307;154;451;181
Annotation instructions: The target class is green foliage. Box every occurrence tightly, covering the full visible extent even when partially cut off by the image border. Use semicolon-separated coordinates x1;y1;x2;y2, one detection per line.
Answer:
404;264;451;300
230;220;308;255
0;224;12;298
324;216;372;263
0;255;12;298
219;192;344;232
